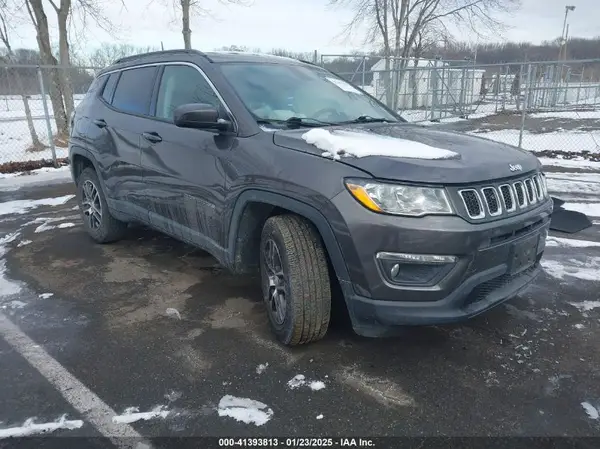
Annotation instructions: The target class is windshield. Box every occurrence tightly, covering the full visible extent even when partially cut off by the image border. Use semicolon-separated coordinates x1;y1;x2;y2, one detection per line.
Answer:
219;62;399;125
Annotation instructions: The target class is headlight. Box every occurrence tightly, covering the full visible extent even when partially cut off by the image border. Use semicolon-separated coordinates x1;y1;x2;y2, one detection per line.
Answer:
345;178;453;217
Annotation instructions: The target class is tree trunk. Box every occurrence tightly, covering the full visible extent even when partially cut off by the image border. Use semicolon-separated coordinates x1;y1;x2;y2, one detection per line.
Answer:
181;0;191;49
57;9;75;125
22;94;44;151
28;0;69;139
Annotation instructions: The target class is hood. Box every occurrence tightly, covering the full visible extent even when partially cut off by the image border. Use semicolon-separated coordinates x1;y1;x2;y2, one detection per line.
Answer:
271;123;541;184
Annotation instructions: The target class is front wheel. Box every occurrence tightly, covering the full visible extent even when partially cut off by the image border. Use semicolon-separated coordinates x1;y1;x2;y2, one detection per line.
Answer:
260;215;331;346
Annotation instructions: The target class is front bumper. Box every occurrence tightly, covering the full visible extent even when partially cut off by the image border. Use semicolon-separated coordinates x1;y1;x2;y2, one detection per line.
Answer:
330;190;552;335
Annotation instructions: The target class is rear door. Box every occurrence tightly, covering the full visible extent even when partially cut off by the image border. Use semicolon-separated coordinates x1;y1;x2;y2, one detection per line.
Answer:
86;65;159;220
140;63;234;255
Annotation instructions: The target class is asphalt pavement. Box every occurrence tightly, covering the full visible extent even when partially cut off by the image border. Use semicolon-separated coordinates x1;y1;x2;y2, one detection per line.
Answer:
0;180;599;447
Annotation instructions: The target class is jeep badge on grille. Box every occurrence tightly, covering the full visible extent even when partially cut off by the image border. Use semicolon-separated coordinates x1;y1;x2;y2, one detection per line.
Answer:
509;164;523;172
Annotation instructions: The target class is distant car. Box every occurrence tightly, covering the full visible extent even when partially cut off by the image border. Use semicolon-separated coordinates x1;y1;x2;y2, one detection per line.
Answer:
68;50;552;345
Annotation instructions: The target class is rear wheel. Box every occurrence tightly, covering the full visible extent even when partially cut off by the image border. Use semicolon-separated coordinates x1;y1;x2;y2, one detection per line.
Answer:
260;215;331;346
77;167;128;243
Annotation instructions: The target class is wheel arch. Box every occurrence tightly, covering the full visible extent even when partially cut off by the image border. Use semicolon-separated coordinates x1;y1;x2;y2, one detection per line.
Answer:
227;190;351;283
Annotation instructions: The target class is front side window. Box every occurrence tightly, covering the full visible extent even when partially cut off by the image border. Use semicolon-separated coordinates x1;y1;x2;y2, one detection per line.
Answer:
219;62;399;124
155;65;220;121
111;66;157;115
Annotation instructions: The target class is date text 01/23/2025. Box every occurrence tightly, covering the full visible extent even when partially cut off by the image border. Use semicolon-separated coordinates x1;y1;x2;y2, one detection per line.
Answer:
218;438;376;447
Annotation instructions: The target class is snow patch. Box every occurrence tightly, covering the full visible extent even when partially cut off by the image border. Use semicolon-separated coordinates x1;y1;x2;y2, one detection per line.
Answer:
581;402;599;420
301;128;458;161
309;381;326;391
574;323;585;329
546;237;600;248
568;301;600;312
2;300;26;309
17;240;31;247
287;374;326;391
217;395;273;426
542;257;600;282
112;406;169;424
256;363;268;374
38;293;53;299
316;414;324;420
0;415;83;438
287;374;306;389
0;231;22;296
561;202;600;217
0;166;72;192
165;308;182;320
539;157;600;170
0;195;75;217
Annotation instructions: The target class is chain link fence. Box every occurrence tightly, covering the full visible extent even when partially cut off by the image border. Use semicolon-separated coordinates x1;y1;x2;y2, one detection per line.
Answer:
1;58;599;173
321;55;600;161
0;64;100;173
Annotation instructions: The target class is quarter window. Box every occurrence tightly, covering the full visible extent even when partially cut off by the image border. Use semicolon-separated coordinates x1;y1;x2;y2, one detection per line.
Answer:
101;73;119;104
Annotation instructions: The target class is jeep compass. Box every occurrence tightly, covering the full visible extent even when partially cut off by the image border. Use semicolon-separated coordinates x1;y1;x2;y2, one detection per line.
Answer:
68;50;552;345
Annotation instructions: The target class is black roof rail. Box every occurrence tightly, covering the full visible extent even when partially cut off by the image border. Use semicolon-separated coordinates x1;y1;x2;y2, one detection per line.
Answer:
113;49;212;65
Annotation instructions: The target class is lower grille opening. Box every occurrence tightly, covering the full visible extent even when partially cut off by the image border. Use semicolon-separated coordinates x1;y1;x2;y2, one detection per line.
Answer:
463;255;542;308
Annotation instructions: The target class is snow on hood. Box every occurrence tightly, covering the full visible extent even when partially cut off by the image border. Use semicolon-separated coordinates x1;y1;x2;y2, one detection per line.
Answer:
301;128;459;161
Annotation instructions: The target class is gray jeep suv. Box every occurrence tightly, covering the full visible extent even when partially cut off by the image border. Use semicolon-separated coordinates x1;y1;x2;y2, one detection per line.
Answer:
68;50;552;345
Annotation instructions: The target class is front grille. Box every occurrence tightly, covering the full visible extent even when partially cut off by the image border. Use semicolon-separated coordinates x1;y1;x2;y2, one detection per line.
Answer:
499;185;515;212
457;173;548;220
533;175;543;199
459;189;484;219
514;182;526;207
482;187;501;216
524;178;536;204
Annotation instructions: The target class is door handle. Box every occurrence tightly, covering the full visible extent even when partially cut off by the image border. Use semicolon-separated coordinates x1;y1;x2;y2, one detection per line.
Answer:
142;132;162;143
93;119;107;128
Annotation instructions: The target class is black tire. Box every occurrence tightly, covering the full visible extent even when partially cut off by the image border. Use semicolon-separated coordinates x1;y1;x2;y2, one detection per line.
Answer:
77;167;128;243
260;214;331;346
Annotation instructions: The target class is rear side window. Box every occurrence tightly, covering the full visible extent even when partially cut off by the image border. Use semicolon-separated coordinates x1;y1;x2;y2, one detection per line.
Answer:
111;66;158;115
101;73;119;104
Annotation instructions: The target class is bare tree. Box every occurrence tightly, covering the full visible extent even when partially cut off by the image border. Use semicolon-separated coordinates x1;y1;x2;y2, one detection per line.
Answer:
25;0;69;142
46;0;75;124
86;43;160;68
330;0;521;109
173;0;252;50
0;0;44;151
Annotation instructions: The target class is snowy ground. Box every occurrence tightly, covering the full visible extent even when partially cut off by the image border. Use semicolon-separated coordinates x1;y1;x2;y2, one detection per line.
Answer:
0;177;599;439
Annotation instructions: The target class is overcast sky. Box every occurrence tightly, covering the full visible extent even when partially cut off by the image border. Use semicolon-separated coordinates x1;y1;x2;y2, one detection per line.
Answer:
8;0;598;55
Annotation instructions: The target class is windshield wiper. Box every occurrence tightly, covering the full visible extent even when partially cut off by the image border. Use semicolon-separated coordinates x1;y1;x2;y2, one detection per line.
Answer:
339;115;397;124
256;117;334;128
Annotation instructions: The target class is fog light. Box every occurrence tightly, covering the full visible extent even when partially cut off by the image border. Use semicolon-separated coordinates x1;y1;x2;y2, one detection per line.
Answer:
376;252;457;286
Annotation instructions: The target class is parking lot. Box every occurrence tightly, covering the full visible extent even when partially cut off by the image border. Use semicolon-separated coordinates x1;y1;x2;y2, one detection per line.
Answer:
1;176;600;444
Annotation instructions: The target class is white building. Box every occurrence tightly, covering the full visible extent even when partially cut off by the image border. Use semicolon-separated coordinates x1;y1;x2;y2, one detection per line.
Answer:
370;58;486;111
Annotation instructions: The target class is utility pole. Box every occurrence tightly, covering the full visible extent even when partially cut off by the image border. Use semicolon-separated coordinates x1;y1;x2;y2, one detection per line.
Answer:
558;5;575;61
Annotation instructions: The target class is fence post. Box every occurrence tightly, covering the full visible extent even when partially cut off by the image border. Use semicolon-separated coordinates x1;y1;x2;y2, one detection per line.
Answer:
313;50;318;65
37;66;58;168
576;67;584;104
518;63;532;149
361;56;366;88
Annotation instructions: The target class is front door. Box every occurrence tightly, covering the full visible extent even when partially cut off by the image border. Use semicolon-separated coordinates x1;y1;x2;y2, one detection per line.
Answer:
140;63;235;258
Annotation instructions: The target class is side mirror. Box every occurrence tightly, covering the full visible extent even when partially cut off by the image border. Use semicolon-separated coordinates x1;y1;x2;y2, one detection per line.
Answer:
173;103;232;132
